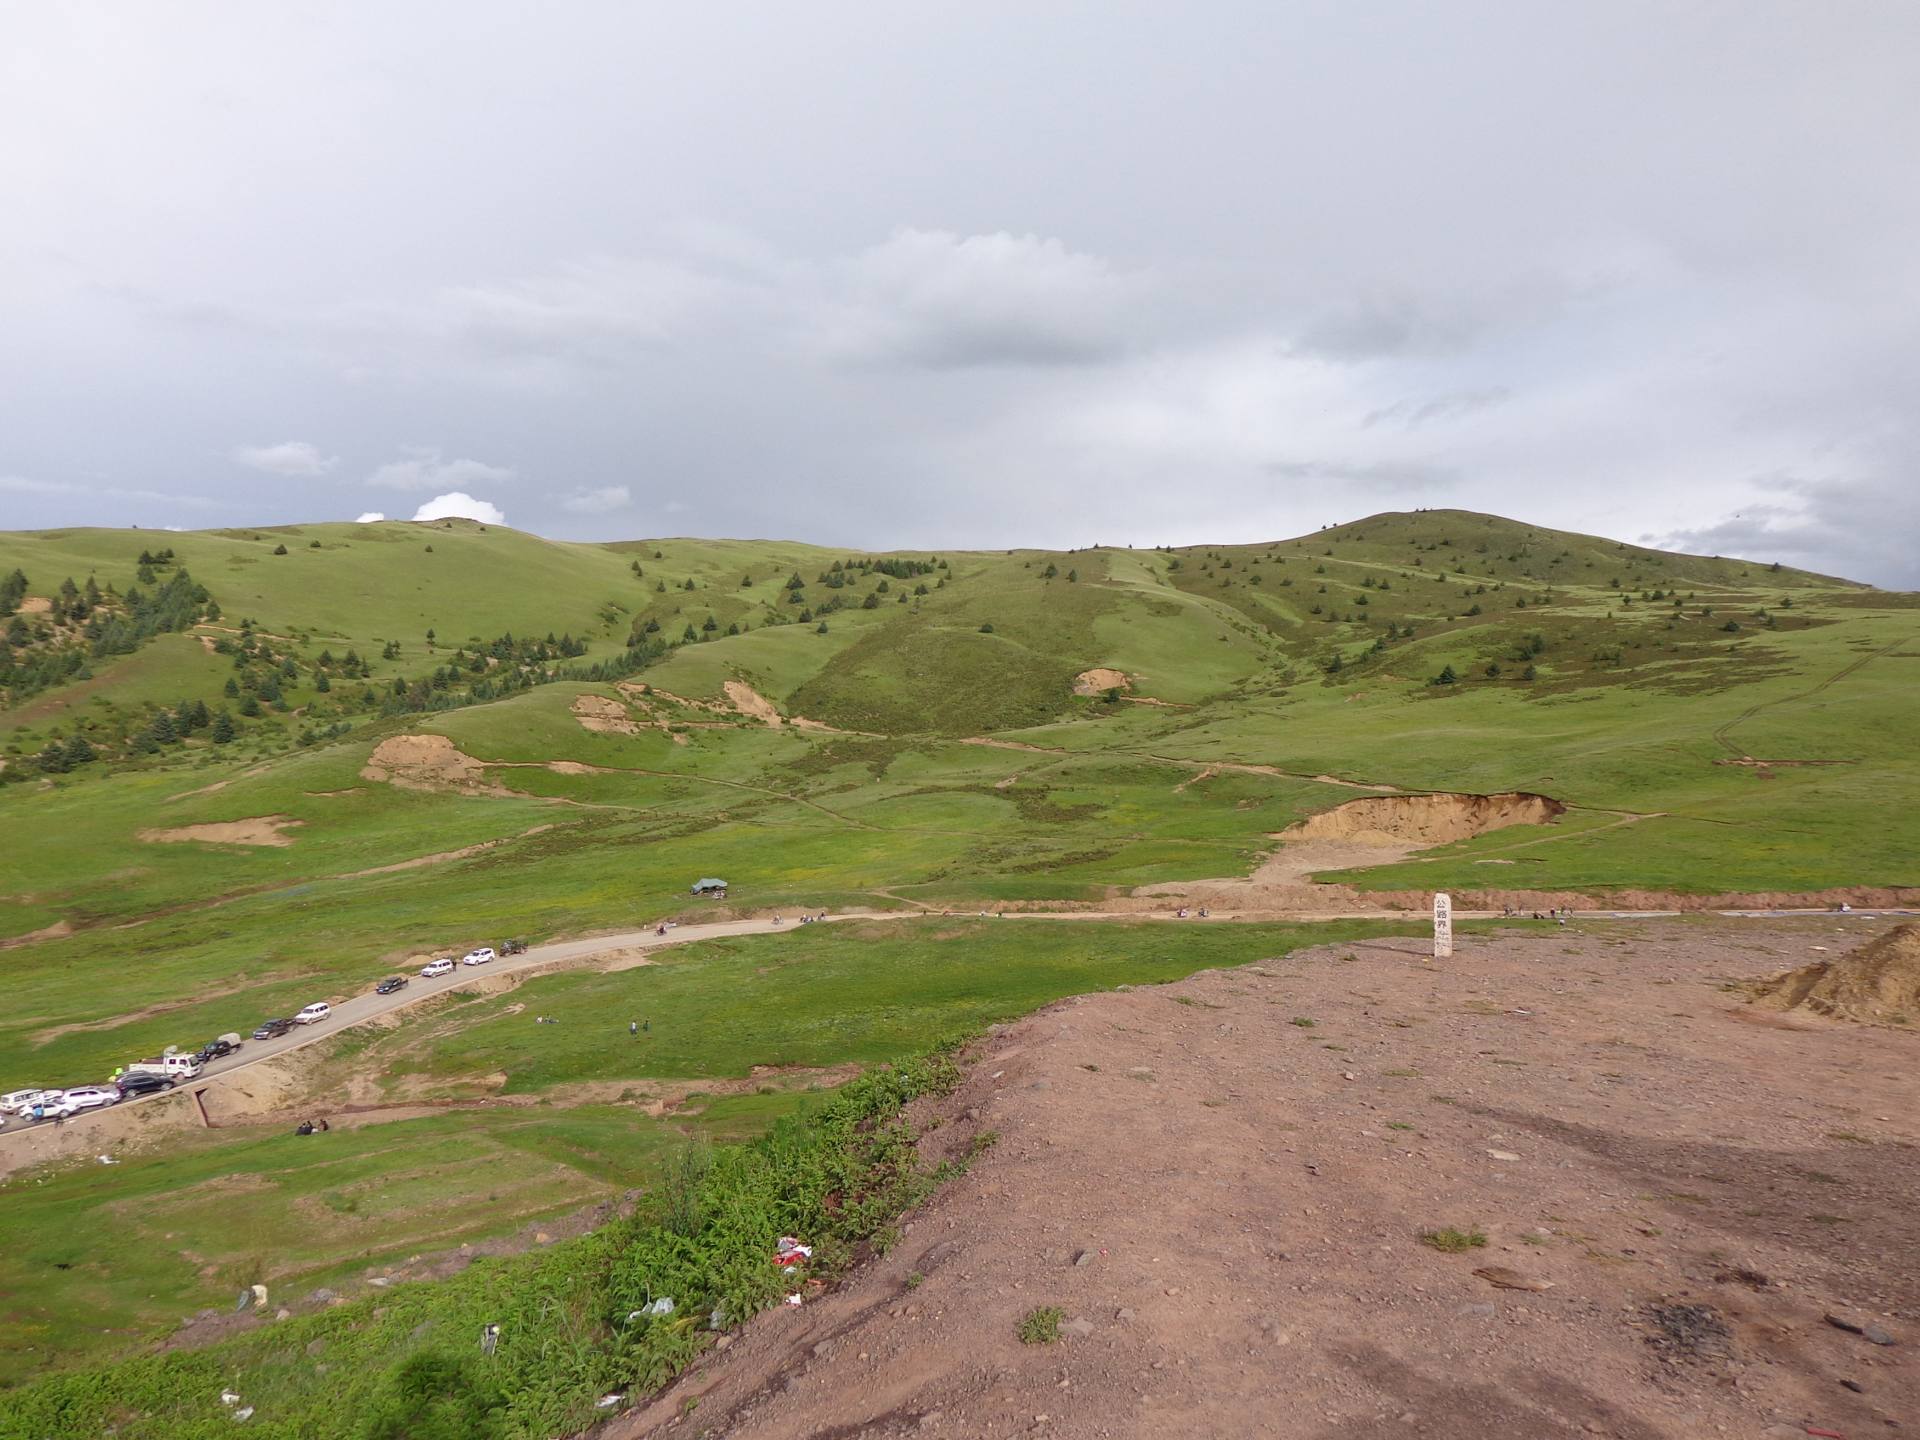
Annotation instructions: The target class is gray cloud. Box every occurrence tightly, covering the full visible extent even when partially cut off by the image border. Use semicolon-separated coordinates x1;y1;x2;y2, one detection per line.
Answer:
818;229;1140;369
368;448;516;492
233;440;338;477
1651;472;1920;590
1363;388;1513;430
1266;458;1462;493
0;4;1915;585
561;484;632;515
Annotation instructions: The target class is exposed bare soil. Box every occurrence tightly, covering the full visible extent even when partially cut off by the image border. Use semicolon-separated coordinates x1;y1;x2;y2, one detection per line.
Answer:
1751;922;1920;1027
602;917;1918;1440
575;694;646;735
1072;668;1133;696
137;816;304;847
724;681;784;727
1283;791;1567;847
360;733;510;794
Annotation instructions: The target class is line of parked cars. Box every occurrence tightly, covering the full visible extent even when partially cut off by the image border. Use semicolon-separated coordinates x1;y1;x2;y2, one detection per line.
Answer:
3;941;532;1129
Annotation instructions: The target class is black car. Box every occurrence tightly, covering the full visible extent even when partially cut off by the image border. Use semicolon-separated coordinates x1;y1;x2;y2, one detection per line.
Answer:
116;1072;176;1098
197;1037;240;1063
374;976;409;996
253;1018;295;1040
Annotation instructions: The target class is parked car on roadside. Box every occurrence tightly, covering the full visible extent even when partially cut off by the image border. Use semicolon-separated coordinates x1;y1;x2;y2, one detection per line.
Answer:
421;958;456;978
26;1093;78;1120
461;947;497;967
253;1017;295;1040
115;1072;176;1098
374;976;408;995
197;1034;242;1064
1;1089;59;1116
293;1002;332;1026
62;1085;119;1112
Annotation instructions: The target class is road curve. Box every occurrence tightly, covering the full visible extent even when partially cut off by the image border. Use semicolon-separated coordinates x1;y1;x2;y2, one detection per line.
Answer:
4;903;1910;1144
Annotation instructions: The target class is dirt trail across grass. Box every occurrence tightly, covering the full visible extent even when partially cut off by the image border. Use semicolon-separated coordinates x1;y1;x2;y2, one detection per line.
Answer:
1711;631;1913;760
603;917;1920;1440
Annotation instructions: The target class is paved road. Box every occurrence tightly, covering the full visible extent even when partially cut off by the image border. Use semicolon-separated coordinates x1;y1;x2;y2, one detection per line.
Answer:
4;904;1911;1142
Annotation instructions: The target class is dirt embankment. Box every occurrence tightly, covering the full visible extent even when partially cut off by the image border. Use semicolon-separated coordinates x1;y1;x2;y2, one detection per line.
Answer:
602;918;1920;1440
1282;790;1567;847
1143;791;1567;902
1072;668;1132;696
1750;921;1920;1026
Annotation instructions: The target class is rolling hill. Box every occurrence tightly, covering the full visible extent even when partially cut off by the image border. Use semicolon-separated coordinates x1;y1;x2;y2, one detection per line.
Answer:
0;507;1914;1410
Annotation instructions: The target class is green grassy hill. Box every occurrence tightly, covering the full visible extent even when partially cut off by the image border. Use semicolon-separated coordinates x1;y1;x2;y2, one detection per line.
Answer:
1;508;1914;1408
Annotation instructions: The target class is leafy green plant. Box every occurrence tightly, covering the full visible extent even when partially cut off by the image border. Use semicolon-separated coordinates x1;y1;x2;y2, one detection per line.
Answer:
1018;1305;1064;1344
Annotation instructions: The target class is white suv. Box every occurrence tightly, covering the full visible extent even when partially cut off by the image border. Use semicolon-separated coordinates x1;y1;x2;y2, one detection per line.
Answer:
461;948;496;967
62;1085;119;1111
1;1089;58;1116
294;1002;332;1025
421;958;456;978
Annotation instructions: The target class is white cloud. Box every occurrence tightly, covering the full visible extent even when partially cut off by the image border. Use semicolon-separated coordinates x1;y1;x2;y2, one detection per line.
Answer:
354;511;386;523
821;229;1141;369
411;492;506;524
232;440;338;477
368;446;515;491
560;484;631;515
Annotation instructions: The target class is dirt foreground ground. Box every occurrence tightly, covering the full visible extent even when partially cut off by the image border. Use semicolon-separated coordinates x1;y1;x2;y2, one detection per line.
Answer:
602;916;1917;1440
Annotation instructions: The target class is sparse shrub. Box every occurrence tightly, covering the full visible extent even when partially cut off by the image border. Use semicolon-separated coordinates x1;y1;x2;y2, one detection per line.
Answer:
1419;1226;1488;1253
1018;1305;1065;1344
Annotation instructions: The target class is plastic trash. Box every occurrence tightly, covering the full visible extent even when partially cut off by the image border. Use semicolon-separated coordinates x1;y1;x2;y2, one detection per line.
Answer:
97;1154;118;1165
784;1293;803;1306
774;1236;813;1267
220;1391;241;1406
232;1407;254;1423
596;1394;625;1408
625;1296;675;1322
480;1323;500;1356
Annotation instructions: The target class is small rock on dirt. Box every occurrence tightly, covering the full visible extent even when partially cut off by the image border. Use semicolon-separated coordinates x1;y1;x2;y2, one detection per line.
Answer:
1072;1250;1095;1268
1062;1318;1095;1339
1472;1266;1554;1292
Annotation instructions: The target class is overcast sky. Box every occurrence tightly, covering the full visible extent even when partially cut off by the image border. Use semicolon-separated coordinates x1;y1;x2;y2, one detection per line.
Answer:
3;3;1916;585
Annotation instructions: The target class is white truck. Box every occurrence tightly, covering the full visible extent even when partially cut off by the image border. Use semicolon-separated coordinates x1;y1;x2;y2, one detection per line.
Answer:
121;1048;204;1082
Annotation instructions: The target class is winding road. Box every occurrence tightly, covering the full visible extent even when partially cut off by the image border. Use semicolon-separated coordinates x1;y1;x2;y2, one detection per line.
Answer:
3;903;1911;1149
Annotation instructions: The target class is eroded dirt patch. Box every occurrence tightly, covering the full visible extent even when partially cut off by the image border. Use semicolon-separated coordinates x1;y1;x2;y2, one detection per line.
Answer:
138;816;303;847
361;734;509;795
723;680;784;726
1282;790;1566;847
1072;667;1132;696
572;694;643;735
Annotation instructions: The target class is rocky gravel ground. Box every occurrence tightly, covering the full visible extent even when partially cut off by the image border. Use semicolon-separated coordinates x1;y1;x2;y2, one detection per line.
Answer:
600;916;1917;1440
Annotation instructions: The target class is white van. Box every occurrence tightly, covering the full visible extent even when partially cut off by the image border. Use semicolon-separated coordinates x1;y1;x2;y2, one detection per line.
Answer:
294;1002;332;1025
1;1088;58;1116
